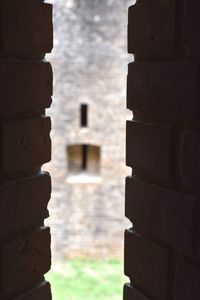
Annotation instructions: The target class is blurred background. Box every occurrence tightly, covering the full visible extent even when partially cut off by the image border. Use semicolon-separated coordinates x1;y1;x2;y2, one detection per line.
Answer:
44;0;133;299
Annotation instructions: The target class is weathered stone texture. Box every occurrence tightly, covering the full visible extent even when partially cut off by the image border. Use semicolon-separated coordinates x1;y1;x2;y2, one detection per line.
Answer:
126;121;171;181
0;61;52;114
0;0;53;298
45;0;132;258
124;229;169;300
127;62;200;123
0;173;51;238
126;176;200;257
125;1;200;299
0;228;51;294
128;1;175;60
2;117;51;173
1;0;53;57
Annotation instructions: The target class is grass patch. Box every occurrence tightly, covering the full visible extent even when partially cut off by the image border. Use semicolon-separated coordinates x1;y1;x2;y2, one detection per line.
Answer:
46;259;126;300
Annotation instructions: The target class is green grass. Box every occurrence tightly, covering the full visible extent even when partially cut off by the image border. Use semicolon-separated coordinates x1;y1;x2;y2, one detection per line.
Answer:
45;259;127;300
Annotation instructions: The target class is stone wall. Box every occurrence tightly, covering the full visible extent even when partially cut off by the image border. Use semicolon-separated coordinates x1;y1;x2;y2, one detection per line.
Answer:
124;1;200;299
0;0;53;298
45;0;132;258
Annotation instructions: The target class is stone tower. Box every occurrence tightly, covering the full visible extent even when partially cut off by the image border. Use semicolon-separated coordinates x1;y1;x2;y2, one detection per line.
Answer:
46;0;132;258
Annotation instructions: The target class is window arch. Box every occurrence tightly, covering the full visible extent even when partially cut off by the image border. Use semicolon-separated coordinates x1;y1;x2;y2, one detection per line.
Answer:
67;144;101;177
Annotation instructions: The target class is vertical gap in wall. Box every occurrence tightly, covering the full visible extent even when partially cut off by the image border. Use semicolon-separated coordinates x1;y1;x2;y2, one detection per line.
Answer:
82;144;88;171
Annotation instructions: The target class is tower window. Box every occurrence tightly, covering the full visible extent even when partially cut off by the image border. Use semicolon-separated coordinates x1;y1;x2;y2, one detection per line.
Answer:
80;104;88;127
67;144;100;177
82;144;88;171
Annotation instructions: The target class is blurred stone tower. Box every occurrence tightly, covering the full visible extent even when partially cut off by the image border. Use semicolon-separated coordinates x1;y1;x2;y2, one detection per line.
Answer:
46;0;132;258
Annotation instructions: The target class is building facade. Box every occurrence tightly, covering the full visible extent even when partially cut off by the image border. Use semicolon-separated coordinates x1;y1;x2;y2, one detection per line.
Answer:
46;0;132;258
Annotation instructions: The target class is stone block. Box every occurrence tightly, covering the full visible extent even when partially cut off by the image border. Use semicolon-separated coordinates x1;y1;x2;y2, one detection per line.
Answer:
175;261;200;300
127;62;200;123
0;227;51;294
124;283;149;300
128;1;175;60
126;176;200;257
126;121;171;181
2;117;51;173
0;61;52;114
124;229;169;300
0;0;53;57
0;173;51;238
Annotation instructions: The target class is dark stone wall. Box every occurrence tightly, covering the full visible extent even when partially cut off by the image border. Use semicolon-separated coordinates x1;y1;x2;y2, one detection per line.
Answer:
125;1;200;299
0;0;53;299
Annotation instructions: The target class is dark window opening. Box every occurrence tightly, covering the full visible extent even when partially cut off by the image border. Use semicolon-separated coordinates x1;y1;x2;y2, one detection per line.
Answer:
67;144;100;177
82;144;88;171
80;104;88;127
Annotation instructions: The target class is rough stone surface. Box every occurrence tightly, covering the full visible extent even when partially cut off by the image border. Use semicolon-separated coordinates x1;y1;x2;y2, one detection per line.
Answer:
2;117;51;173
127;62;200;123
128;1;175;60
126;121;171;182
0;0;53;298
0;173;51;238
0;61;52;114
45;0;132;258
124;229;169;300
126;176;200;257
125;1;200;300
0;0;53;57
0;228;51;295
